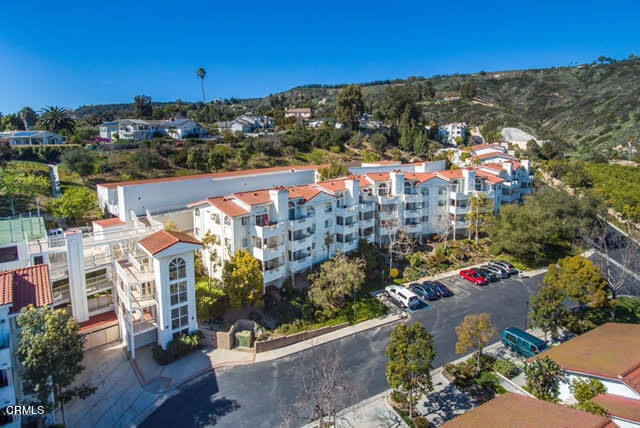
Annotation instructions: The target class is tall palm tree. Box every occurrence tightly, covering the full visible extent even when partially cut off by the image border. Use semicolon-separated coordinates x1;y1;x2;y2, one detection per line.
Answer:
19;107;37;130
38;106;75;133
196;68;207;103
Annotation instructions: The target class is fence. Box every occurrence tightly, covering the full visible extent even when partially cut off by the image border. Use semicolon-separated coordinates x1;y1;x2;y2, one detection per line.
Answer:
255;322;350;353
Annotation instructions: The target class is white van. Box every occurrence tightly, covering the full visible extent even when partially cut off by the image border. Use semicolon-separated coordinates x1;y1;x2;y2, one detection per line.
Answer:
47;228;65;247
385;285;420;309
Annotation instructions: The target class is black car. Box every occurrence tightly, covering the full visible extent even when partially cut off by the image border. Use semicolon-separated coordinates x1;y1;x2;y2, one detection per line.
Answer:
410;284;438;301
475;268;499;282
432;281;453;297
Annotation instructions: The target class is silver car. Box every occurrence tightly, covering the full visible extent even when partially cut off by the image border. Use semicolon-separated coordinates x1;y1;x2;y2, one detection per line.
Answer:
483;264;509;279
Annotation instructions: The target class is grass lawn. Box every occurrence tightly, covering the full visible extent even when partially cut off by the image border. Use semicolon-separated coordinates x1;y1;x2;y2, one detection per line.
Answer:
272;295;388;336
611;296;640;323
498;242;583;272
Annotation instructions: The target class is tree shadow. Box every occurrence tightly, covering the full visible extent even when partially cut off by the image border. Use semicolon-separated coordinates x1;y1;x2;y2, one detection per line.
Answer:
141;371;241;427
421;383;476;426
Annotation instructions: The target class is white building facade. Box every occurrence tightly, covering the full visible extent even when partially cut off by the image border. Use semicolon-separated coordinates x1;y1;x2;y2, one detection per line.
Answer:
0;131;64;145
438;122;467;145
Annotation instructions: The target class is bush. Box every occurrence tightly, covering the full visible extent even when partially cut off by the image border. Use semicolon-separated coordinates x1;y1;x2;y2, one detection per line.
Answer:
493;359;518;379
152;331;204;365
571;378;606;403
412;416;431;428
390;390;407;405
390;268;399;279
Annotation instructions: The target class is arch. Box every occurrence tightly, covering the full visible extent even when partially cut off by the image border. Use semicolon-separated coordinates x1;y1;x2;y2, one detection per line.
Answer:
169;257;186;281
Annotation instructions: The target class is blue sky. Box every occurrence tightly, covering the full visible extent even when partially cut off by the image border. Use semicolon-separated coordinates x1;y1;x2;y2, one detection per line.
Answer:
1;0;639;113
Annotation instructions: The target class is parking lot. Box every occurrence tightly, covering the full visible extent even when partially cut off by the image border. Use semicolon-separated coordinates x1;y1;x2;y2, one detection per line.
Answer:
381;269;542;314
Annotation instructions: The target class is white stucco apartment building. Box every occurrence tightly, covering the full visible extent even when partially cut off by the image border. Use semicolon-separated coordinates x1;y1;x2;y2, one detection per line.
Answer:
438;122;467;145
536;323;640;428
187;159;522;289
99;119;207;141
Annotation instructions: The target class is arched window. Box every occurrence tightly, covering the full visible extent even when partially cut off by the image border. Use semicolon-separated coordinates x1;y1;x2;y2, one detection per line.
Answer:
377;183;388;196
194;208;200;216
169;257;186;281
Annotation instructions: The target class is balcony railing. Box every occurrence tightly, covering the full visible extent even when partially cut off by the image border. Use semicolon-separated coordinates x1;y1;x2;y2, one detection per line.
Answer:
0;333;10;350
264;265;286;283
336;205;357;215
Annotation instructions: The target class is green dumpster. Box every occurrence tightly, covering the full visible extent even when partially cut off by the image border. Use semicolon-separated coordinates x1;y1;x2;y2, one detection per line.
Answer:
235;330;254;348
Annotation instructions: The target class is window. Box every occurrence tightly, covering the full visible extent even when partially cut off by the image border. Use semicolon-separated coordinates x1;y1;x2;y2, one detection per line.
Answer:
242;237;248;248
438;200;445;207
324;219;331;228
194;208;200;217
169;257;186;281
33;255;44;265
171;304;189;330
241;216;249;226
422;216;429;222
195;227;200;237
438;187;446;195
224;216;231;226
324;203;332;213
225;238;231;247
0;370;8;388
211;213;220;224
170;281;187;305
0;246;18;263
421;188;429;196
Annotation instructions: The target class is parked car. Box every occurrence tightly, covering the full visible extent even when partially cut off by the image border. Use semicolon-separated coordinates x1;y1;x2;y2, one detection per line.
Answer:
502;327;548;358
490;261;518;275
483;264;509;279
411;284;438;301
459;269;488;286
475;268;499;282
385;285;421;309
432;281;453;297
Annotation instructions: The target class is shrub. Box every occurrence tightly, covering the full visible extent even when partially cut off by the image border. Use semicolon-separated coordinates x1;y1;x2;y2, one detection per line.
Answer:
412;416;430;428
152;331;203;365
390;268;399;279
571;378;606;403
493;359;518;379
390;390;407;404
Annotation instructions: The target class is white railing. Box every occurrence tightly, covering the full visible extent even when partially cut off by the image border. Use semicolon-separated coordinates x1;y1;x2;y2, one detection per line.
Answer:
264;265;286;283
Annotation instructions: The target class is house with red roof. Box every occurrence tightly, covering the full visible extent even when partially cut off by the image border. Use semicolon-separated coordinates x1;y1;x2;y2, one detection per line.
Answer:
535;323;640;427
0;264;54;426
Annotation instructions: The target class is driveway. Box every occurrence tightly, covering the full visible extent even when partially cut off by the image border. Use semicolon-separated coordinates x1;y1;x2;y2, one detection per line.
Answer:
142;272;542;427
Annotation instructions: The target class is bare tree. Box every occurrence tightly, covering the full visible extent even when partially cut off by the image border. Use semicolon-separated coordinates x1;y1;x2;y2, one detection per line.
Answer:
383;214;416;272
435;214;455;251
586;218;639;319
283;344;357;428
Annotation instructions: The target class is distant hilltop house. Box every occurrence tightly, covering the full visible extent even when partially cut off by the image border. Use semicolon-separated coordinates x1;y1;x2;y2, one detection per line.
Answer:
285;107;312;120
219;115;275;133
99;118;207;141
359;113;384;129
0;130;65;145
439;122;467;145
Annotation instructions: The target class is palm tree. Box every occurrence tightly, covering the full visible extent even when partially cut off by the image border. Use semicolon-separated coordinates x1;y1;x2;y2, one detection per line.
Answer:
38;106;75;133
19;107;37;130
196;68;207;103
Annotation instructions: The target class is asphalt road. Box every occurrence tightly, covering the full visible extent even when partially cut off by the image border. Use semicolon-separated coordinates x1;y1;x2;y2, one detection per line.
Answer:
142;272;542;427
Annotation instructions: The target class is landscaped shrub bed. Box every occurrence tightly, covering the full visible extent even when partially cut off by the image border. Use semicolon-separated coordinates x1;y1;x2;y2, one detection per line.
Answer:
493;358;518;379
152;331;204;365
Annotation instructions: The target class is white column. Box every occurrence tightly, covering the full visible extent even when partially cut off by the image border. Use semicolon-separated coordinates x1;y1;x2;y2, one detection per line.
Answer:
65;230;89;322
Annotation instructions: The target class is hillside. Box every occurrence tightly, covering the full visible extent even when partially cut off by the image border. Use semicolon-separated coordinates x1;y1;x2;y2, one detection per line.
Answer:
73;59;640;155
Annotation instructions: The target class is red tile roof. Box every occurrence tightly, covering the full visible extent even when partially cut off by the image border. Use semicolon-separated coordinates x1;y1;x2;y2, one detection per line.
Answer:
470;143;504;152
97;165;322;189
208;197;250;217
471;152;516;161
435;169;464;180
593;394;640;423
138;230;202;255
232;189;273;206
536;323;640;391
441;392;617;428
362;160;401;165
363;172;390;182
0;264;53;314
475;170;506;184
404;172;438;185
288;185;332;203
92;217;124;228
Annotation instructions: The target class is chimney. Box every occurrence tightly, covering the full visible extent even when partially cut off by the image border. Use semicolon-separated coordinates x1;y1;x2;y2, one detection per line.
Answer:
504;162;513;177
521;159;531;172
269;188;289;223
390;171;405;196
344;179;360;206
462;169;475;193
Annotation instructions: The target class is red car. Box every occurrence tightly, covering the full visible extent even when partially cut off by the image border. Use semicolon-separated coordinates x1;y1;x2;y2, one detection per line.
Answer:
459;269;488;286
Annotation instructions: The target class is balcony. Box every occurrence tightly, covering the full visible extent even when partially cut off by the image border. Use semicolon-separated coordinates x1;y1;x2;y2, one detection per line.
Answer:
376;195;398;204
403;222;421;232
359;217;375;228
336;205;357;216
290;234;313;251
264;265;286;283
335;222;357;235
336;238;358;253
0;379;15;408
450;191;469;200
402;193;422;202
449;204;469;215
378;210;397;221
88;294;114;316
253;244;284;261
250;221;284;239
115;258;155;286
0;333;10;351
358;201;375;211
288;216;313;231
289;254;312;272
453;219;468;229
404;209;421;218
133;319;158;335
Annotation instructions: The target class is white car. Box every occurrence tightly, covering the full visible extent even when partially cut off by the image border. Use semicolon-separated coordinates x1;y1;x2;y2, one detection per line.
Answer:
385;285;420;309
